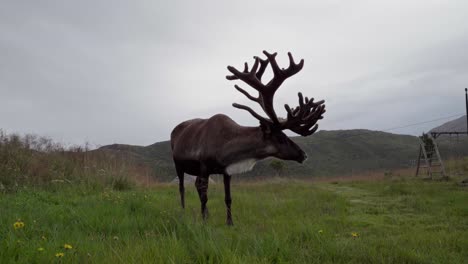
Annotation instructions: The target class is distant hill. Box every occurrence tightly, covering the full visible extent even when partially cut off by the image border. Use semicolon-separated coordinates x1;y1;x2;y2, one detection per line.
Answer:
431;115;467;133
96;129;444;181
98;116;468;182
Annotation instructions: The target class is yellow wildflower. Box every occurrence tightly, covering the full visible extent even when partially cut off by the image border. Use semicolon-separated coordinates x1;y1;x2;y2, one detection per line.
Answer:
64;244;73;250
318;230;323;234
37;247;45;252
55;252;64;258
351;232;359;238
13;220;25;229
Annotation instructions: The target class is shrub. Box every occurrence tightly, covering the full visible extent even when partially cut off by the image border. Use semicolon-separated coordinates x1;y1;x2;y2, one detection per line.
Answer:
0;130;147;191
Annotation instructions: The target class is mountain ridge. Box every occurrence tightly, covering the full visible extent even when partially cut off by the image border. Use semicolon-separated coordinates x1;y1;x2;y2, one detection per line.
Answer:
95;129;446;181
98;127;468;181
430;115;467;133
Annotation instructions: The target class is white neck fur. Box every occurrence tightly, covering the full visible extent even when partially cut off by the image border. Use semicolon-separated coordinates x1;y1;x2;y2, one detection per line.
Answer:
226;159;257;175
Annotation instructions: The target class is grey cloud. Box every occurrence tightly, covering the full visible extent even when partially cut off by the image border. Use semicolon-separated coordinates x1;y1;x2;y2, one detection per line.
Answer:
1;0;467;146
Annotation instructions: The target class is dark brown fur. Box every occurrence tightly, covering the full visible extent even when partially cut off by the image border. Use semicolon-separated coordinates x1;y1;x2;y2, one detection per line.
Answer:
171;114;305;225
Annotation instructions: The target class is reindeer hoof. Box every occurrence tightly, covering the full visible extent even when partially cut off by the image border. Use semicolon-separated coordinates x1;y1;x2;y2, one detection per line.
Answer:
202;208;209;220
226;218;234;226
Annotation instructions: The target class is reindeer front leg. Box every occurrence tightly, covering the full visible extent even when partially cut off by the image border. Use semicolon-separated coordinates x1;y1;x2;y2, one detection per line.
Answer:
195;165;209;220
223;173;233;225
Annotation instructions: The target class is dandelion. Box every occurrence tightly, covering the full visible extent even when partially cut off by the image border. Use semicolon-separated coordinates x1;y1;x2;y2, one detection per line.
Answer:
37;247;45;252
13;220;25;230
64;244;73;250
318;230;323;234
55;252;64;258
351;232;359;238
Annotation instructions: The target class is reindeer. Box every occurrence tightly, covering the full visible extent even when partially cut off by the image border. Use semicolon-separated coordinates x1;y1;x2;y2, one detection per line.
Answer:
170;51;326;225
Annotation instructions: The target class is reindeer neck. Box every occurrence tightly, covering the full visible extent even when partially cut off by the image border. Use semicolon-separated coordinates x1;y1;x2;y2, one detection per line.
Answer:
223;126;274;163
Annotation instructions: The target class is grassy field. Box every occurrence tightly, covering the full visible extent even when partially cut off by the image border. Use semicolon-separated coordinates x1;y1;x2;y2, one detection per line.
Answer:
1;177;467;263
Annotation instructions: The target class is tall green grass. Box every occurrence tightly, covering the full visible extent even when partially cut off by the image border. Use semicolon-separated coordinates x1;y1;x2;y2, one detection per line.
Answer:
0;179;466;263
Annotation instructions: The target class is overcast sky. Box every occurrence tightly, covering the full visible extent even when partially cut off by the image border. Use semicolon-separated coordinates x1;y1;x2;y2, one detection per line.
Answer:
1;0;467;146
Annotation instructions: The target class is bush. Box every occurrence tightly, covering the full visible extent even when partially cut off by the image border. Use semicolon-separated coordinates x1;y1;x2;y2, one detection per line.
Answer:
111;175;135;191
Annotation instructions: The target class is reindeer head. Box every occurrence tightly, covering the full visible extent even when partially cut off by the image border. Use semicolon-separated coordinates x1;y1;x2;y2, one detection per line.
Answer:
226;51;326;163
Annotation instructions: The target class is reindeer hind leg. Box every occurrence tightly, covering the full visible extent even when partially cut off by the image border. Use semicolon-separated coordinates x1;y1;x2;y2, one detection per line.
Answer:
195;166;210;220
175;164;185;209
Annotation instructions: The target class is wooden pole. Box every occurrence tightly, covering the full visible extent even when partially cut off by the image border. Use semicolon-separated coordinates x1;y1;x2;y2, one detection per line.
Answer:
465;88;467;132
416;146;422;176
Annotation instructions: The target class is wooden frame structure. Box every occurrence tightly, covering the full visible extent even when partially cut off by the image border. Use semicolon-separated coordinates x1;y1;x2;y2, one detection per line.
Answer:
416;88;468;179
415;134;447;179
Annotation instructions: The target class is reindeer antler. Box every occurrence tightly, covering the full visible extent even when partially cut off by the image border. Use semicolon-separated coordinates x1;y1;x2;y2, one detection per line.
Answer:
226;51;325;136
281;93;326;136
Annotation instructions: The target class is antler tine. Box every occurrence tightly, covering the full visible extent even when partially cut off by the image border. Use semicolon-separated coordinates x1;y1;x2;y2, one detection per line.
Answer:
226;62;250;80
255;56;269;81
262;51;280;76
226;57;265;92
234;85;259;103
232;103;270;124
284;52;304;77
